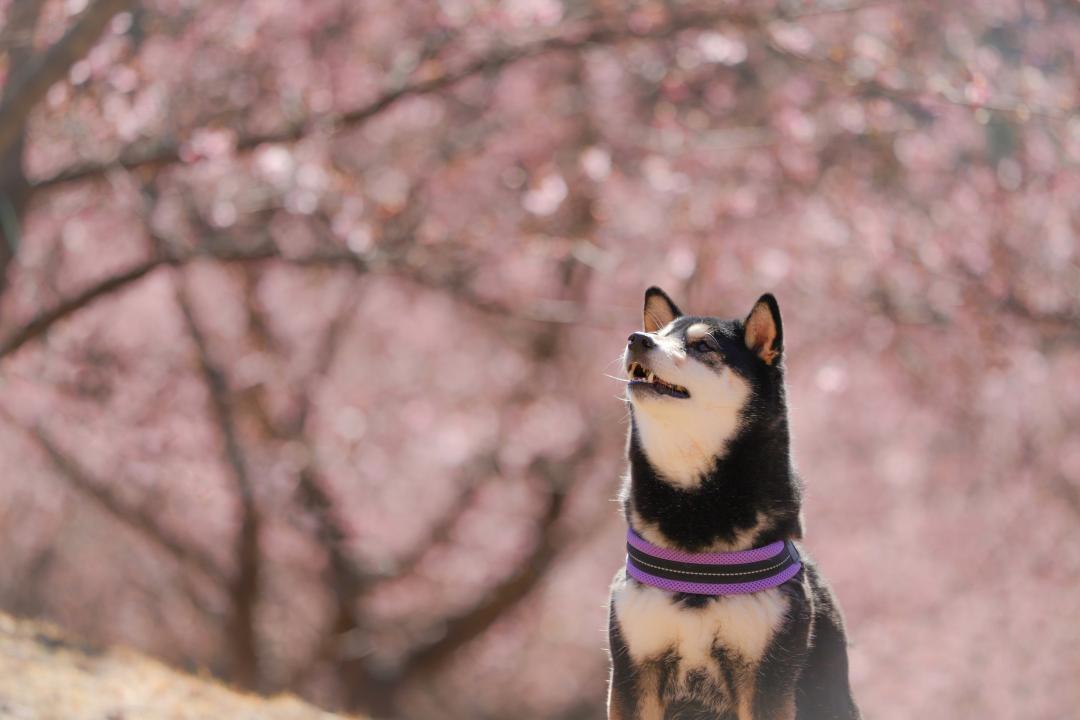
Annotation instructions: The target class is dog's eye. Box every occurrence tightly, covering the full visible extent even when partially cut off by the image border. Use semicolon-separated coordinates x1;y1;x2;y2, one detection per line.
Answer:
689;339;716;353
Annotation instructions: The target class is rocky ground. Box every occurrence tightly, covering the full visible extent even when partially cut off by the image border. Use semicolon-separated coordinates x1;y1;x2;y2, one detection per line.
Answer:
0;613;350;720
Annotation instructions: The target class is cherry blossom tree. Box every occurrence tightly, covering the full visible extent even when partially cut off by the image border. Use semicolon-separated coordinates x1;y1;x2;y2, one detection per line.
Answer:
1;0;1078;717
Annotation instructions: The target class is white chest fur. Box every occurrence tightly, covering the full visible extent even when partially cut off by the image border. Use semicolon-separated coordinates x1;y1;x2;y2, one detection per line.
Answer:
613;577;789;670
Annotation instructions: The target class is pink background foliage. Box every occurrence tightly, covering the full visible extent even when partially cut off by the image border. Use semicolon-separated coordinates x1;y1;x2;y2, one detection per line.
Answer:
1;0;1079;718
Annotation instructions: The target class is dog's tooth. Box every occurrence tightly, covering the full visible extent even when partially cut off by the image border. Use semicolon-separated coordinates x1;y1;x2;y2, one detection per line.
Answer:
647;372;655;383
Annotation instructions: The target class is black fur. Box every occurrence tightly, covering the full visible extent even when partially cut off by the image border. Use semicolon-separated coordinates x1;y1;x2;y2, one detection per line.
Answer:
795;564;861;720
608;292;859;720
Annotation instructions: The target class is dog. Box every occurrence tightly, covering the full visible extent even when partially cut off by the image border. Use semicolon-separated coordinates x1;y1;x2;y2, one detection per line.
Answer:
607;287;860;720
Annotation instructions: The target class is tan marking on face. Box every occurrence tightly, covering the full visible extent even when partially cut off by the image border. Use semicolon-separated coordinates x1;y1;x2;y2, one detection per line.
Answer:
625;353;751;488
686;323;711;342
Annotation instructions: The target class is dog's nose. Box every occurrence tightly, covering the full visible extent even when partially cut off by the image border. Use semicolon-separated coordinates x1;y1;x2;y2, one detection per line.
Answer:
627;332;656;351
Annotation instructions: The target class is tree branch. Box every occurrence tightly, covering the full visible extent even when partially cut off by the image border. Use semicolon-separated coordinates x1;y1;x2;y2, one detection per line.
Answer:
0;1;49;55
385;71;602;695
234;278;391;702
0;412;227;586
761;17;1076;124
0;0;137;157
174;276;262;689
393;440;593;687
287;281;362;435
0;237;608;365
0;0;49;297
0;239;378;361
0;257;164;359
372;457;495;586
29;7;762;193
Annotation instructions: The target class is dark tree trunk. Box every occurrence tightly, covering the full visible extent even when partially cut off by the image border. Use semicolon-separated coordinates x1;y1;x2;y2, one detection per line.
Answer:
0;132;30;300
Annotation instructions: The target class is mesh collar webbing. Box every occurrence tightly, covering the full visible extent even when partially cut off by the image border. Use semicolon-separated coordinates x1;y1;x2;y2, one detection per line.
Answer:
625;528;802;595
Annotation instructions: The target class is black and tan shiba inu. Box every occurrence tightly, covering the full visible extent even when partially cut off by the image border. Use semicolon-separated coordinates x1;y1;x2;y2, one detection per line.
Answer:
607;287;860;720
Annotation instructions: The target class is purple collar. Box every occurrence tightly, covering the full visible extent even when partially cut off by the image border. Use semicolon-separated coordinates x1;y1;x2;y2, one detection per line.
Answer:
626;528;802;595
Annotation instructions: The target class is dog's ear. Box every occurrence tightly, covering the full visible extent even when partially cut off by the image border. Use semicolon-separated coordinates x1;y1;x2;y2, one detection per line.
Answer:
643;286;682;332
744;293;783;364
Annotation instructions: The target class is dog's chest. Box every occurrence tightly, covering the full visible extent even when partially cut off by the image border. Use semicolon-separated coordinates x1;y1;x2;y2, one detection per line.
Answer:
613;578;789;670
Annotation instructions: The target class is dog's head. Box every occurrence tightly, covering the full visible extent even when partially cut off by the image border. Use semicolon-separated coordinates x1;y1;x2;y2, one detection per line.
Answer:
623;286;786;487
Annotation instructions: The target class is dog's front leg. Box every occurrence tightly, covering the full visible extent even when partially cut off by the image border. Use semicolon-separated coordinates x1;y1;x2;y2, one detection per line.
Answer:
607;668;664;720
738;693;796;720
752;579;812;720
608;601;664;720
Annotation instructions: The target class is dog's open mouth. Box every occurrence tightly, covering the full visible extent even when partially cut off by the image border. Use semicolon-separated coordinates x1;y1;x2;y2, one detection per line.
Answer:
626;362;690;399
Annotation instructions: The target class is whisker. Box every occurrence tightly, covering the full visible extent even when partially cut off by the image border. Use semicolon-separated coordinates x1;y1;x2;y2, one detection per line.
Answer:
604;354;629;373
604;373;630;383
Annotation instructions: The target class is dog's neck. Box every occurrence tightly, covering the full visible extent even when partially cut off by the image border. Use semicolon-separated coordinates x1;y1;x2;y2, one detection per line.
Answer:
630;401;740;490
625;416;802;554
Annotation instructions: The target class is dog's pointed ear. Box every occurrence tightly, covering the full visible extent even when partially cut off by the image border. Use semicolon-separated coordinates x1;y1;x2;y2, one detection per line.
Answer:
744;293;783;364
643;286;682;332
